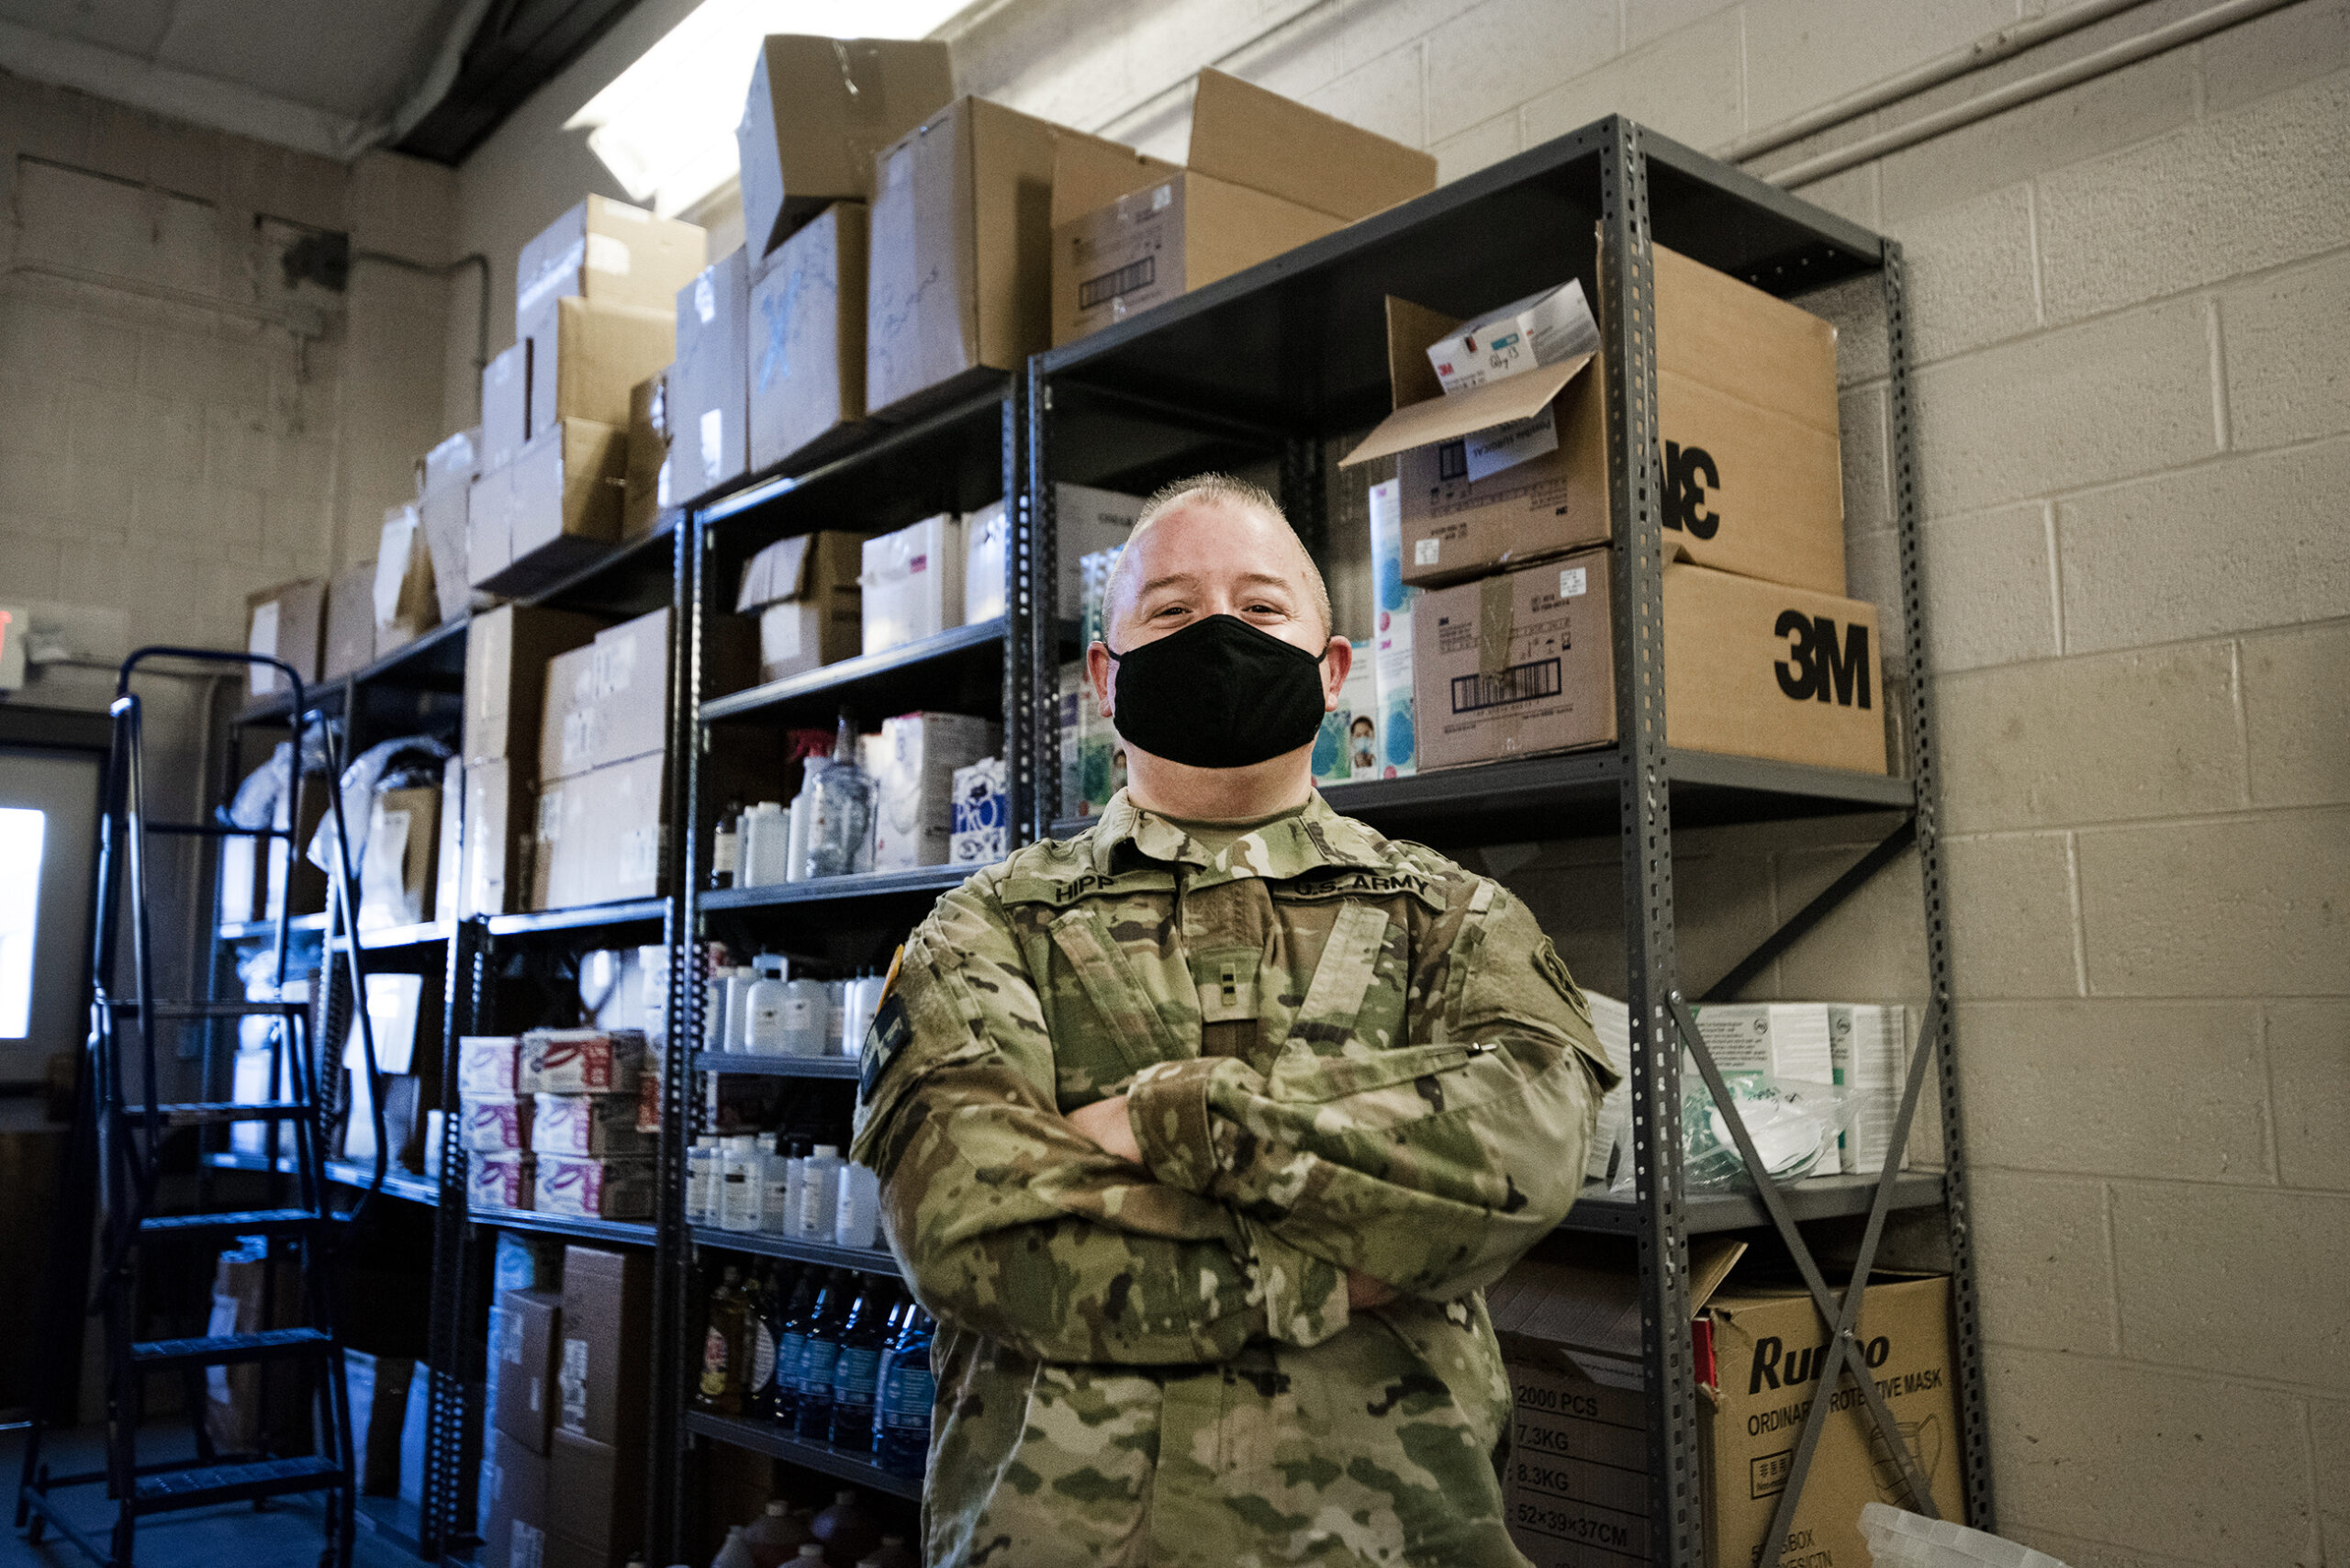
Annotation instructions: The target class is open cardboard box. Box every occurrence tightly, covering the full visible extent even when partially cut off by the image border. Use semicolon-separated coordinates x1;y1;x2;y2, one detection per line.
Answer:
1489;1236;1962;1568
1051;69;1437;345
1341;240;1845;597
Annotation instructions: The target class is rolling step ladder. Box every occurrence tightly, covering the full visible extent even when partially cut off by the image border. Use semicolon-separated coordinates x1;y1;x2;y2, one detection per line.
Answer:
15;648;386;1568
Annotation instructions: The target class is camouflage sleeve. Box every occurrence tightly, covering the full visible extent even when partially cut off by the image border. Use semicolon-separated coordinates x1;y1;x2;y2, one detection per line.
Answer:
1125;879;1617;1303
849;875;1352;1362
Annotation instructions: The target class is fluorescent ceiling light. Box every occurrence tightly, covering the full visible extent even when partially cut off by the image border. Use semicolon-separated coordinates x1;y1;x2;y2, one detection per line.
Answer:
567;0;964;218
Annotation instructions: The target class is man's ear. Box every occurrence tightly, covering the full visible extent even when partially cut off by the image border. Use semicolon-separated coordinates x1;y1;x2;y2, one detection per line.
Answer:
1085;642;1115;716
1322;636;1352;711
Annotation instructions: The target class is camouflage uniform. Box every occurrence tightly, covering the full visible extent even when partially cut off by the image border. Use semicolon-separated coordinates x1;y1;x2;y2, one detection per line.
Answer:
849;789;1617;1567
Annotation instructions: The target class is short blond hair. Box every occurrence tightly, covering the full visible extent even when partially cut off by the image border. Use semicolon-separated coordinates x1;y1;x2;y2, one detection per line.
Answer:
1104;473;1331;640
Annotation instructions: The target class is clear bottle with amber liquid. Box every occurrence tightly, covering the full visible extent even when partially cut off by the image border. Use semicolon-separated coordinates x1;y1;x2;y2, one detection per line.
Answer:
696;1264;750;1415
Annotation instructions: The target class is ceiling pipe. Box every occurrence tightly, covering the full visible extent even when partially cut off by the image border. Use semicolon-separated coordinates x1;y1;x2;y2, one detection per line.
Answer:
333;0;499;162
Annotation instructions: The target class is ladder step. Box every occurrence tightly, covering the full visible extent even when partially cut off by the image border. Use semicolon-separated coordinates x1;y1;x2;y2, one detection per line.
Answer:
146;1100;311;1127
131;1455;343;1512
131;1327;331;1369
106;999;306;1021
139;1207;327;1238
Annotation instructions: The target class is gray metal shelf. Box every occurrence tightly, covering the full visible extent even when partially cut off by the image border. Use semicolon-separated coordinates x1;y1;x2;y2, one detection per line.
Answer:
1561;1171;1945;1237
690;1052;860;1080
465;1202;655;1248
688;1225;901;1276
700;864;981;912
681;1412;923;1502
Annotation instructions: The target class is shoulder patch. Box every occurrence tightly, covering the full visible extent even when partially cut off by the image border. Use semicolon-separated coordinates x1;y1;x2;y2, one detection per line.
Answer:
859;990;912;1106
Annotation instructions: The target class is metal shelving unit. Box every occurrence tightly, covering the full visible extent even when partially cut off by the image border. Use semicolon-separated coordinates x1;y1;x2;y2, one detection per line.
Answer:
1021;116;1987;1563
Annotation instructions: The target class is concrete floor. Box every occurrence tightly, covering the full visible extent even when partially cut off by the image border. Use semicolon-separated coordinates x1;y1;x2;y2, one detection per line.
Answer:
0;1427;422;1568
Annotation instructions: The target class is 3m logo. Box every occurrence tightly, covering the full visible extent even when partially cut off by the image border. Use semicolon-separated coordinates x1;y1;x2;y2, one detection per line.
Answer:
1079;256;1155;309
1774;612;1873;709
1662;441;1720;539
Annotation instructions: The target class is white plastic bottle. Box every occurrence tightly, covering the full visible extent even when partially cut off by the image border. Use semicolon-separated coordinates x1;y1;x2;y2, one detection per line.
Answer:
835;1161;882;1249
719;1135;762;1232
760;1140;795;1235
702;968;731;1052
721;967;756;1054
742;956;789;1055
784;767;816;882
796;1145;842;1240
780;977;826;1057
685;1135;720;1226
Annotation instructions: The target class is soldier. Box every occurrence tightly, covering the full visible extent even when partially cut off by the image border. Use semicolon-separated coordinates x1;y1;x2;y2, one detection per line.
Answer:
850;473;1617;1566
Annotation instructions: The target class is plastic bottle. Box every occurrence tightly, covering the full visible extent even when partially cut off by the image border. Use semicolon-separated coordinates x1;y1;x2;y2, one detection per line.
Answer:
781;977;826;1057
720;1135;763;1232
793;1271;851;1441
810;1490;880;1568
686;1135;721;1226
711;801;743;890
771;1266;825;1427
796;1145;842;1242
741;1501;811;1568
744;956;790;1055
711;1525;756;1568
722;966;757;1053
760;1136;802;1237
738;800;792;888
866;1539;919;1568
875;1307;934;1477
696;1265;748;1414
743;1264;781;1418
828;1281;895;1450
800;715;875;879
834;1161;882;1250
705;965;733;1052
784;771;814;883
836;972;879;1058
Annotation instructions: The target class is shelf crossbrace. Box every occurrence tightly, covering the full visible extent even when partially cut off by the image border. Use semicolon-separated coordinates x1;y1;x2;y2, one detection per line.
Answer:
1700;819;1917;1002
1666;990;1947;1538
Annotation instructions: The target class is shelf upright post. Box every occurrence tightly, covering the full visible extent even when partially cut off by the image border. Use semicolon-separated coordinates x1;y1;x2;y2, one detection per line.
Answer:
1011;370;1047;846
1884;238;1995;1530
652;507;709;1562
1279;433;1327;561
422;913;490;1557
1597;117;1701;1568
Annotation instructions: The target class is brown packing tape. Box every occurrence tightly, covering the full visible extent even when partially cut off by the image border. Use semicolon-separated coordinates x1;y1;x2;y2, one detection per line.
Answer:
1478;574;1514;683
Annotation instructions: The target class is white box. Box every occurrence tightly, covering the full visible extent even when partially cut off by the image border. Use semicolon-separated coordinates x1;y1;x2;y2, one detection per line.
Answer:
1830;1002;1910;1174
530;1092;655;1156
1367;476;1417;779
1057;662;1088;821
1584;991;1630;1185
963;501;1006;625
1688;1002;1836;1086
861;512;965;655
1311;641;1377;785
949;756;1008;865
457;1035;521;1096
870;712;1001;871
1425;278;1599;396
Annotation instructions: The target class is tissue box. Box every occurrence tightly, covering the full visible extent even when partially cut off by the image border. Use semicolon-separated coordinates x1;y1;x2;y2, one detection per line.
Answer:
518;1030;643;1096
532;1093;655;1157
949;756;1007;865
470;1152;533;1211
533;1156;655;1219
459;1096;532;1153
457;1036;522;1096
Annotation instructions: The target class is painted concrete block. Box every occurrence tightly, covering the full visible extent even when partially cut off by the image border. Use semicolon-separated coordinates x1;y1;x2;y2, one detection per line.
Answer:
2221;248;2350;452
1986;1346;2315;1563
2076;808;2350;997
2056;436;2350;654
2242;622;2350;811
1520;9;1746;156
1942;832;2081;1000
1919;501;2058;674
1958;999;2270;1183
1425;0;1617;144
2269;1001;2350;1193
1742;0;2010;135
2112;1182;2350;1390
2037;73;2350;322
2200;0;2350;117
1433;108;1522;183
1965;1168;2119;1354
1305;40;1427;151
1889;182;2042;365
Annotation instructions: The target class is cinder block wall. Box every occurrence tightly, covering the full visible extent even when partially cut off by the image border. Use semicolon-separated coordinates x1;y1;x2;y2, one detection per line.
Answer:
944;1;2350;1562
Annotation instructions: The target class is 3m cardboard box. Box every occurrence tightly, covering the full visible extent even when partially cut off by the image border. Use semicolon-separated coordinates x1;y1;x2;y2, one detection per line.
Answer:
866;96;1147;421
736;35;953;262
669;248;749;500
737;530;866;682
482;342;528;472
1344;241;1845;596
750;201;869;472
621;371;669;541
1411;549;1886;774
545;1428;643;1568
245;577;325;697
1052;70;1435;345
481;1428;550;1568
464;604;607;769
321;559;378;679
479;418;629;596
373;504;438;659
1487;1238;1961;1568
525;296;676;445
516;196;706;326
494;1287;561;1453
419;429;481;622
870;711;1001;871
557;1245;651;1447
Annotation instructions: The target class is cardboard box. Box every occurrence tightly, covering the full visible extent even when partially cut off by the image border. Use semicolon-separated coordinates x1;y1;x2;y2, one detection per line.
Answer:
482;342;528;472
1052;70;1433;345
870;711;1000;871
1410;550;1886;775
433;754;464;925
460;1095;532;1153
486;417;630;596
518;1029;644;1097
1344;241;1844;595
458;1036;522;1096
950;755;1007;865
471;1151;533;1210
668;248;749;500
357;784;440;932
373;504;439;658
557;1244;653;1446
532;1093;652;1157
1310;640;1378;784
749;201;869;471
621;370;669;541
532;752;666;909
866;96;1147;421
1487;1241;1961;1568
245;578;325;697
738;530;866;682
965;482;1140;623
465;604;607;768
481;1428;550;1568
204;1244;308;1453
861;512;964;655
736;35;953;261
1368;476;1418;778
344;1350;414;1495
466;460;513;588
321;559;378;679
533;639;601;785
545;1429;643;1568
516;195;706;326
588;607;674;769
524;295;676;446
535;1155;654;1219
494;1286;561;1453
459;759;531;917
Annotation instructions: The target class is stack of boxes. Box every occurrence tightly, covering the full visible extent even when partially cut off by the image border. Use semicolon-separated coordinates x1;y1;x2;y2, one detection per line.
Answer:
458;1030;649;1217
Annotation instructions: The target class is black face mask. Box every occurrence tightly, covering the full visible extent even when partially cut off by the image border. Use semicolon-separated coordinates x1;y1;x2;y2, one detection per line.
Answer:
1106;615;1330;769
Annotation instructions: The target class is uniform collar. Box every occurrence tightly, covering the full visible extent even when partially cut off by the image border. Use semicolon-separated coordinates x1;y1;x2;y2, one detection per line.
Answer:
1091;788;1391;879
